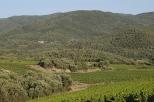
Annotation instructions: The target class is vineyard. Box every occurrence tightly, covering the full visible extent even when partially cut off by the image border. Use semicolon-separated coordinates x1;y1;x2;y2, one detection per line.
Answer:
70;64;154;83
28;81;154;102
1;61;154;102
28;64;154;102
0;5;154;102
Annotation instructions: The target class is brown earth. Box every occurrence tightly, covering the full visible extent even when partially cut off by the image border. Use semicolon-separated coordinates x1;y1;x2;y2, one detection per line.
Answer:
69;82;93;92
28;65;101;73
28;65;71;73
75;68;101;73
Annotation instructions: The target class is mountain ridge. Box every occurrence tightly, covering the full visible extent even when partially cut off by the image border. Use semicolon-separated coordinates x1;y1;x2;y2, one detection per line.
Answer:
0;10;153;62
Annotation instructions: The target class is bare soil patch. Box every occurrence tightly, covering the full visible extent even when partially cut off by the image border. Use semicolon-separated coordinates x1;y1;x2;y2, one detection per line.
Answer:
28;65;101;73
70;82;92;92
75;68;101;73
28;65;71;73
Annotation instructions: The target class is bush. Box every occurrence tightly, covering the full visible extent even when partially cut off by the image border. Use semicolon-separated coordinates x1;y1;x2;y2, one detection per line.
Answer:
0;79;28;102
22;71;72;99
59;74;72;90
68;64;78;72
97;60;110;70
0;70;72;102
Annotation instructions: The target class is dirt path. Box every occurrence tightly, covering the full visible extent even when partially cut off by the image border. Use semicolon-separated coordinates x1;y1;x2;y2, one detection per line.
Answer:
28;65;101;74
27;65;71;73
69;82;95;92
69;81;105;92
74;68;101;73
28;65;50;73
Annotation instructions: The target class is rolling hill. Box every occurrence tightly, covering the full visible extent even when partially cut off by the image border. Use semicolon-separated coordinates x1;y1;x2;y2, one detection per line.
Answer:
0;10;154;102
0;10;153;63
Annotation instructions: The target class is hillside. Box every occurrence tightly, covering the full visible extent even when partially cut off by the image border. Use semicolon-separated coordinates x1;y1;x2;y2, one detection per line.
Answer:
0;10;154;102
0;10;153;64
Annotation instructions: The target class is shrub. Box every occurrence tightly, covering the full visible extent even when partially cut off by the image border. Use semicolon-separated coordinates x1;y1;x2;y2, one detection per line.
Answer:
0;69;72;102
68;64;78;72
59;74;72;90
97;60;110;70
0;79;28;102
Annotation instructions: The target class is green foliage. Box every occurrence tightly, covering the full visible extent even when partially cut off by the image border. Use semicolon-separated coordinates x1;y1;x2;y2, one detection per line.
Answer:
70;64;154;84
96;60;110;70
59;74;72;89
0;61;72;102
0;10;154;102
0;10;154;63
112;29;154;49
0;69;28;102
28;81;154;102
37;49;134;71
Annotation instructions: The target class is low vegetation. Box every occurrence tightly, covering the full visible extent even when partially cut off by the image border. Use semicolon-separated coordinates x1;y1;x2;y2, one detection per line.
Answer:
70;64;154;83
0;61;72;102
0;10;154;102
28;81;154;102
27;64;154;102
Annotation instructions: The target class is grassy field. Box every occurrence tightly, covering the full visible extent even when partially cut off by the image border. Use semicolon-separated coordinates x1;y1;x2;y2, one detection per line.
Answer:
28;80;154;102
0;60;37;74
70;64;154;84
27;64;154;102
0;61;154;102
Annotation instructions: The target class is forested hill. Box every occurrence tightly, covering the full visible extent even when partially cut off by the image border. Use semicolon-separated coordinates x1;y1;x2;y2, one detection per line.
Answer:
0;10;154;36
0;10;153;63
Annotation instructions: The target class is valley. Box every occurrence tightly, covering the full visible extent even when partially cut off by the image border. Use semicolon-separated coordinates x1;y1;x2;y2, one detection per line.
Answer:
0;10;154;102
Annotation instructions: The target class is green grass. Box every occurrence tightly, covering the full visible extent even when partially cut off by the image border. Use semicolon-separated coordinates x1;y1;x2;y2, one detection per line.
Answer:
28;80;154;102
0;60;37;74
1;61;154;102
70;64;154;84
28;64;154;102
